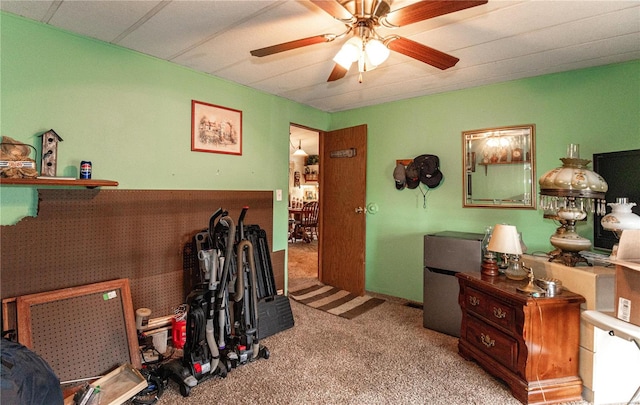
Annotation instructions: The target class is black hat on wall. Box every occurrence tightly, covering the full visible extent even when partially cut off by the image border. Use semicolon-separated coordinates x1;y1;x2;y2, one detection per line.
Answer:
414;154;443;188
405;162;420;189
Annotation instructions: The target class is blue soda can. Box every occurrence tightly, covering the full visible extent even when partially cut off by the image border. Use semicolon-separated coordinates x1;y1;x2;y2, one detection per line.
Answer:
80;161;92;179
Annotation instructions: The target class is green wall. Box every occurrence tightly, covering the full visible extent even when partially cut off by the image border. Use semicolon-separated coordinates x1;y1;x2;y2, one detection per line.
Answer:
332;61;639;301
0;13;329;263
2;13;639;302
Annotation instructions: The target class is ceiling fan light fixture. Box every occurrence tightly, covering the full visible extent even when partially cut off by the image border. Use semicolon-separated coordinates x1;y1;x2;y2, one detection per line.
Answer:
333;36;363;69
365;38;390;66
333;49;354;69
251;1;488;83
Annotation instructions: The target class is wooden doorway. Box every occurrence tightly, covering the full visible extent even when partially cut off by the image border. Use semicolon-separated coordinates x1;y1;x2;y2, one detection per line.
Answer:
318;125;367;296
288;125;320;291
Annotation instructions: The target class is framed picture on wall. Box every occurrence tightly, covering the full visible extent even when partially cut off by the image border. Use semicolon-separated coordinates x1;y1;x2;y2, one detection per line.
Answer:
191;100;242;155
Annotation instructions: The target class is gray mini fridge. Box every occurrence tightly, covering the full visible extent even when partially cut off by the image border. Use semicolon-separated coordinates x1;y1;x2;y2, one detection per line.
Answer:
423;231;483;337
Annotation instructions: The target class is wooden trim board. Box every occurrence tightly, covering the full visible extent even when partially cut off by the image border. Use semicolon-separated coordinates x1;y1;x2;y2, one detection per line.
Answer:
2;297;17;334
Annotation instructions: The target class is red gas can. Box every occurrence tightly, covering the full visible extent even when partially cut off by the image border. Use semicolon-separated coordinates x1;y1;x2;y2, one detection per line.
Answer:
171;317;186;349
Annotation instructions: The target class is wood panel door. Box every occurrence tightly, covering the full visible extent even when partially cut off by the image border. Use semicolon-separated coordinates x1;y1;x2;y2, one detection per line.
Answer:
319;125;367;296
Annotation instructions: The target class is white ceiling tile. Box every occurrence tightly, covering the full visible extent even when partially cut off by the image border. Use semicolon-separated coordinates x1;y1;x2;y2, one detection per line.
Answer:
1;0;56;21
48;1;162;43
1;0;638;112
172;1;343;73
118;1;278;59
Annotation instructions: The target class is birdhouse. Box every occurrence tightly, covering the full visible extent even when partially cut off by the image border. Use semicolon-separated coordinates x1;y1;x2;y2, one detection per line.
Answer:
40;129;63;176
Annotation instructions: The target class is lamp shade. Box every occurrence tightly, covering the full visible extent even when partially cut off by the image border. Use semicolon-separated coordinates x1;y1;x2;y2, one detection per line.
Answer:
601;198;640;231
333;37;362;69
487;224;522;255
365;38;390;66
292;139;307;156
539;144;607;199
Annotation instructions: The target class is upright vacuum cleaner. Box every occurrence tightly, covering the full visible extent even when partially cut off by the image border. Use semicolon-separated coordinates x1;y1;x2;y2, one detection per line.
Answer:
161;207;269;397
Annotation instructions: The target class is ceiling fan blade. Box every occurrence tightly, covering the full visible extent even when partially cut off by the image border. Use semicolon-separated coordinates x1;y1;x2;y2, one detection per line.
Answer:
384;1;487;27
250;35;334;57
310;0;354;21
327;64;348;82
387;37;459;70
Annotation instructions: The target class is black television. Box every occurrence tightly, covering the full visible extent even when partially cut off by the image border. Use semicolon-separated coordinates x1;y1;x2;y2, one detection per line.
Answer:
592;149;640;251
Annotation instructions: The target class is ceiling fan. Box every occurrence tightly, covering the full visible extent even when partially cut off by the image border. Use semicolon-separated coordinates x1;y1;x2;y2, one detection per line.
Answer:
250;0;488;82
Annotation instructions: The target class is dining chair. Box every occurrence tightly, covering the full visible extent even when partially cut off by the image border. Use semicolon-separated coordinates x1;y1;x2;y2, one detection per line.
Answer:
299;201;319;242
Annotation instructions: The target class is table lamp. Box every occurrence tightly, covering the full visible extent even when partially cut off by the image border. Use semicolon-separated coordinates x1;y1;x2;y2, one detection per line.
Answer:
487;224;526;280
538;144;608;266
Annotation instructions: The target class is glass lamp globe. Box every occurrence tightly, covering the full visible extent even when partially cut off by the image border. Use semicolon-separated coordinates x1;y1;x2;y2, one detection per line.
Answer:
601;198;640;236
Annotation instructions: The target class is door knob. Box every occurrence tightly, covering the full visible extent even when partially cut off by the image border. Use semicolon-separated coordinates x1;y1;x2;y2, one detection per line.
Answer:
355;207;364;214
366;202;379;215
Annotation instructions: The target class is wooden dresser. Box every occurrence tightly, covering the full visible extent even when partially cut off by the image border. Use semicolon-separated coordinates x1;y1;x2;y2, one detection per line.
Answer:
456;272;585;404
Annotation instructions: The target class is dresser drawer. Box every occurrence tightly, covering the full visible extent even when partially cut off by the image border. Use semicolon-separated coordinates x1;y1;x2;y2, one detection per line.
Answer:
465;314;519;371
465;287;515;332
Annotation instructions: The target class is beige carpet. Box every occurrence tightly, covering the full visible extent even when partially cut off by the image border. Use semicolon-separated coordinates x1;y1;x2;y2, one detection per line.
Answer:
156;297;589;405
155;241;589;404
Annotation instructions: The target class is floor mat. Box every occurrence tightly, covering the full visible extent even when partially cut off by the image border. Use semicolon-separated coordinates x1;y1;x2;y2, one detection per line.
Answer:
288;283;384;320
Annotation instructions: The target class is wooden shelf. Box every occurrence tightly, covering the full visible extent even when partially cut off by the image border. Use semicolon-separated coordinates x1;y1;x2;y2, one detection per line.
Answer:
304;173;318;182
0;178;118;188
478;160;530;175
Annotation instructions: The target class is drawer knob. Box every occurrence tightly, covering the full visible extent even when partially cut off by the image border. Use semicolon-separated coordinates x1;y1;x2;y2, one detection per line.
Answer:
469;296;480;306
481;333;495;348
493;307;507;319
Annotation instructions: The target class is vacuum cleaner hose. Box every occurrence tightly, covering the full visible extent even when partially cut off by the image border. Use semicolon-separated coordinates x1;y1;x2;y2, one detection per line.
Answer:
234;240;253;302
205;319;219;373
243;241;261;360
248;243;259;329
217;216;236;349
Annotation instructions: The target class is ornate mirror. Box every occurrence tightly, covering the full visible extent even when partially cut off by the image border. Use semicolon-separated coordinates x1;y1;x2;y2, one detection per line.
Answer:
463;124;536;209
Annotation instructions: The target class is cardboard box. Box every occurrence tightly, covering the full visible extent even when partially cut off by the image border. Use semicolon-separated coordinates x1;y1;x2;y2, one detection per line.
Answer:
611;229;640;326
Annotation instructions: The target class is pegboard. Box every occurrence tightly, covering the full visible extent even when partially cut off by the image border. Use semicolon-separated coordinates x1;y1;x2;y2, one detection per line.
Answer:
1;189;279;318
16;279;139;383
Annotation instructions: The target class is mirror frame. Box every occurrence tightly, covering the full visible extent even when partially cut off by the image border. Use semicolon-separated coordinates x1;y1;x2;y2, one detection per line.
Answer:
462;124;536;209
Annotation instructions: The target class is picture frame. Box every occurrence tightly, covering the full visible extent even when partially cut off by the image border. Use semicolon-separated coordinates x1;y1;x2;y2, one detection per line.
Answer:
191;100;242;155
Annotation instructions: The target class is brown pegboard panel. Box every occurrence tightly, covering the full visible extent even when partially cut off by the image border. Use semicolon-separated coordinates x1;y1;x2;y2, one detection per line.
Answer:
1;189;276;318
30;291;129;382
16;279;139;383
129;270;185;317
